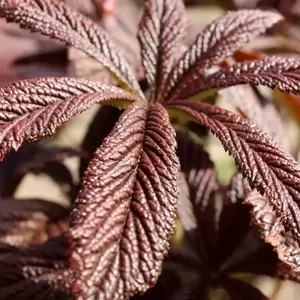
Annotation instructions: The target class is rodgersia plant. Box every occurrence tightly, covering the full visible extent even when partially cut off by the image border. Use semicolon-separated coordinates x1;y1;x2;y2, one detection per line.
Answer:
2;0;300;299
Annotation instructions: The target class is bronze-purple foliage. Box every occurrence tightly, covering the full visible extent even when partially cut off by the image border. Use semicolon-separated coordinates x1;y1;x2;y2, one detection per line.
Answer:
0;0;300;299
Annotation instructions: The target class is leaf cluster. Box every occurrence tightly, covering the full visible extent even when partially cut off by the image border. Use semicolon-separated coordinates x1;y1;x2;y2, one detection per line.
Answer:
1;0;300;299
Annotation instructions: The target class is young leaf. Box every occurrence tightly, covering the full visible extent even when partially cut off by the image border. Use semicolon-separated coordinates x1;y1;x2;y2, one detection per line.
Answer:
167;100;300;244
68;102;179;299
163;9;283;102
0;77;139;159
138;0;188;100
185;56;300;100
0;0;143;95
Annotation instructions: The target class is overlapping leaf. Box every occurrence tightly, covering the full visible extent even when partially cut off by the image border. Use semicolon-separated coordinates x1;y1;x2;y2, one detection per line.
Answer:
0;235;70;299
220;85;289;150
153;136;278;299
176;131;217;252
187;56;300;100
245;191;300;271
0;77;139;159
0;0;143;95
138;0;188;100
163;9;283;102
167;100;300;247
68;102;179;299
0;198;69;247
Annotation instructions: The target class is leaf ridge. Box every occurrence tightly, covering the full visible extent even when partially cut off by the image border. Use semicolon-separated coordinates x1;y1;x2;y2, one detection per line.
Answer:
1;0;143;96
138;0;188;100
184;56;300;100
68;102;179;299
0;80;139;159
168;100;300;244
163;9;283;101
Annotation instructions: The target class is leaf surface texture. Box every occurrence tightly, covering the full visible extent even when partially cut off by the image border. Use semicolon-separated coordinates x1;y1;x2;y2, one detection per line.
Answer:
69;102;179;299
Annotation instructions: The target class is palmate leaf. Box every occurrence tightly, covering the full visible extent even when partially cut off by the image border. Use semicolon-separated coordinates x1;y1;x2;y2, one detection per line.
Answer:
0;77;139;159
0;198;69;247
1;0;143;96
163;9;283;102
0;235;70;300
138;0;188;100
69;102;179;299
167;100;300;250
186;56;300;100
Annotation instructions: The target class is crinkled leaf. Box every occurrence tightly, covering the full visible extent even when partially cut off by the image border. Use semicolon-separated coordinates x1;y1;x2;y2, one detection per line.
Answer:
68;9;143;84
0;77;139;159
163;9;282;101
245;191;300;271
68;102;179;299
138;0;188;100
220;85;289;151
0;235;70;299
0;198;69;247
167;100;300;247
1;0;143;95
187;56;300;100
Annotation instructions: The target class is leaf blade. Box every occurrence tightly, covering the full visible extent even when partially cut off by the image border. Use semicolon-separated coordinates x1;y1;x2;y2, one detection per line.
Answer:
68;102;179;299
167;100;300;250
138;0;188;100
184;56;300;99
1;0;142;95
0;77;139;159
164;9;283;101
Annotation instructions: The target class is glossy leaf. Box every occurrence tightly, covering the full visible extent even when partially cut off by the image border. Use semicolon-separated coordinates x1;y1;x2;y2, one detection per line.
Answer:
138;0;188;100
0;77;139;159
1;0;143;95
0;198;69;247
186;56;300;100
163;9;282;101
69;102;179;299
167;100;300;246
